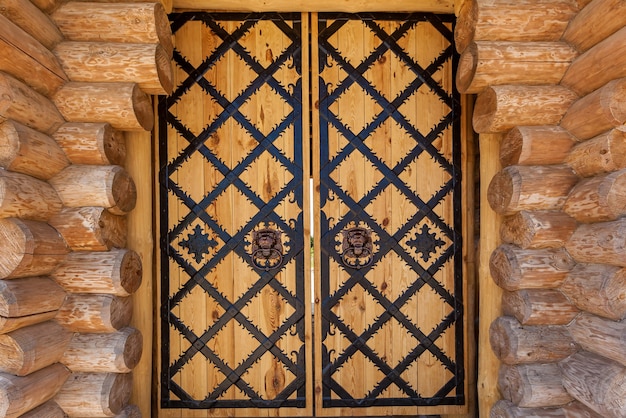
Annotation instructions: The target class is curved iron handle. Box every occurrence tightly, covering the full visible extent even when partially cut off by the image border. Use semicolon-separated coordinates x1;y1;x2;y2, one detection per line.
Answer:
341;227;373;269
251;228;283;270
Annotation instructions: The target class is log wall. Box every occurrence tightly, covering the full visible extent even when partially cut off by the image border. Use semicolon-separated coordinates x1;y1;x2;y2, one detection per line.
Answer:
456;0;626;416
0;1;172;416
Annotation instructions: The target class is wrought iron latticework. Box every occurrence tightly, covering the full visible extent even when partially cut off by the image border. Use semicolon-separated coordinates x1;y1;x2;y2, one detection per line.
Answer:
317;13;464;408
159;12;306;409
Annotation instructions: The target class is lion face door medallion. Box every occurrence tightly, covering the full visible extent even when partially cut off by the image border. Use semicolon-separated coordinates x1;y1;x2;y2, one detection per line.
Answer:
341;227;373;269
251;228;284;270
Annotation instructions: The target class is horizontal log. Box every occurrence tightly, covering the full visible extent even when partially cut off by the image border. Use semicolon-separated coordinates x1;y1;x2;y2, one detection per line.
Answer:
0;218;68;279
560;78;626;141
500;126;576;167
0;169;62;221
0;321;72;376
55;372;132;417
569;312;626;367
500;210;577;249
54;42;173;95
52;2;173;57
0;276;66;318
18;400;67;418
562;0;626;52
0;0;64;50
53;122;125;166
566;218;626;266
560;351;626;418
49;207;127;251
566;129;626;177
61;327;142;373
562;26;626;96
0;121;69;180
502;289;579;325
498;363;572;407
175;0;449;12
0;363;70;418
49;165;137;215
0;72;65;135
473;85;578;133
490;244;575;290
0;311;57;334
561;263;626;321
455;0;579;53
0;15;67;97
489;316;577;364
563;169;626;222
56;294;132;332
53;82;153;131
52;248;142;296
29;0;62;13
490;400;601;418
487;165;578;214
457;41;577;94
561;401;605;417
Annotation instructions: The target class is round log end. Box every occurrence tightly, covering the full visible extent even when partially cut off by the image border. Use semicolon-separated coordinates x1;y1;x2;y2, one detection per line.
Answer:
155;44;174;95
110;296;133;331
110;167;137;215
453;0;477;54
0;121;19;168
489;316;519;364
456;43;478;94
120;249;142;295
131;84;154;132
0;218;29;279
121;327;143;371
154;2;174;57
487;167;517;214
104;372;133;416
606;268;626;320
500;128;524;168
472;86;498;133
489;245;518;290
606;169;626;219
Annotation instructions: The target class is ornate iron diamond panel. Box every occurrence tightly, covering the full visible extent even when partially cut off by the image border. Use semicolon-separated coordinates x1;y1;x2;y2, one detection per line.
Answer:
317;13;464;408
159;12;306;409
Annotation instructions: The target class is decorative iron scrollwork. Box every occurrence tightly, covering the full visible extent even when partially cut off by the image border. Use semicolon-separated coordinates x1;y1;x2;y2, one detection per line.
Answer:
341;227;373;269
251;228;284;270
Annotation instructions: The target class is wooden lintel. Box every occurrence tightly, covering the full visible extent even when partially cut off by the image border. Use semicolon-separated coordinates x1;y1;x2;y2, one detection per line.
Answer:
172;0;454;13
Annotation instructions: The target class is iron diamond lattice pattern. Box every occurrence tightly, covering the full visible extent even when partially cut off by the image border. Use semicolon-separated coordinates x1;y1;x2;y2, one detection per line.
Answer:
159;13;306;409
318;13;464;408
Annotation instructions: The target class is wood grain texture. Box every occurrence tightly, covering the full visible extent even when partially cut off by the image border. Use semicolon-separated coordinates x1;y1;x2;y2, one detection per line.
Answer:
174;0;454;12
55;372;132;417
0;276;66;318
17;400;67;418
498;363;572;407
0;0;63;50
0;169;62;221
49;206;127;251
563;169;626;222
566;218;626;266
53;122;126;166
56;294;132;333
566;129;626;177
502;289;579;325
569;312;626;367
0;311;57;335
500;126;575;167
500;210;577;249
562;0;626;52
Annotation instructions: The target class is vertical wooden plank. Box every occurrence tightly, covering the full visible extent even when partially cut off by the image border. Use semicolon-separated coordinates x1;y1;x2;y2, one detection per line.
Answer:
478;133;504;417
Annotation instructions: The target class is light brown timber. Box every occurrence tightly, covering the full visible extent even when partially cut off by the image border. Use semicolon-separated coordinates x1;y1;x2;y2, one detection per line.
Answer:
53;82;153;131
18;400;67;418
489;316;577;364
29;0;62;13
569;312;626;367
0;363;70;418
0;321;72;376
53;122;126;166
473;85;578;133
457;41;577;94
49;165;137;215
0;72;65;135
174;0;453;12
563;169;626;222
562;0;626;52
0;121;69;180
52;2;173;57
0;169;62;221
0;15;67;97
561;402;604;418
562;26;626;96
498;363;572;408
566;218;626;266
560;78;626;141
500;126;576;167
561;263;626;321
487;165;578;214
55;372;132;417
490;400;601;418
500;210;577;249
454;0;579;53
52;249;142;296
56;294;132;332
501;289;579;325
566;129;626;177
48;207;127;251
0;0;64;50
560;351;626;418
0;276;66;318
61;327;142;373
0;218;68;279
54;42;173;95
0;311;57;334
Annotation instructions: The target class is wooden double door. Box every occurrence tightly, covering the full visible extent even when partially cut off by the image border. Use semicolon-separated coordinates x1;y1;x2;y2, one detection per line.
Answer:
158;11;467;417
